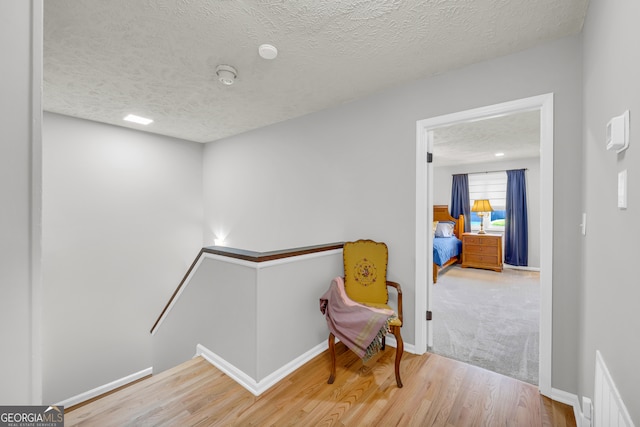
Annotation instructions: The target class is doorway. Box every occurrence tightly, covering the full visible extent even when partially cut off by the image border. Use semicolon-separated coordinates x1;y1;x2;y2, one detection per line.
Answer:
414;94;554;396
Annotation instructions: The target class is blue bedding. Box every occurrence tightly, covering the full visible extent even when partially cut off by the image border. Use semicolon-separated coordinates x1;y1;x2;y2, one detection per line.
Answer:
433;236;462;266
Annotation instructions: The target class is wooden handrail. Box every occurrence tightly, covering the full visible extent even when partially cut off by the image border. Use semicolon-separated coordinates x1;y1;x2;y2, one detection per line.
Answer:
150;242;344;334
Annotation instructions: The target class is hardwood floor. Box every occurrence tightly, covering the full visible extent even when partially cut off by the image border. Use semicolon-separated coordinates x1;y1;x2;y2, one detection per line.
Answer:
65;344;576;426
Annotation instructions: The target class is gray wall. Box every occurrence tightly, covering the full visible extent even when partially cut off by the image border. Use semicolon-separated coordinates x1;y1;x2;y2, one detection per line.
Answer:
153;251;343;382
0;0;40;405
581;0;640;422
203;35;583;393
256;253;343;380
152;259;258;377
433;157;541;268
42;113;204;403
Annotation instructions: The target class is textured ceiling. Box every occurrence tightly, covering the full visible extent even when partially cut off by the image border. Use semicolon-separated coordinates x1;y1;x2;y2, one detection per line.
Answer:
433;110;541;167
43;0;588;143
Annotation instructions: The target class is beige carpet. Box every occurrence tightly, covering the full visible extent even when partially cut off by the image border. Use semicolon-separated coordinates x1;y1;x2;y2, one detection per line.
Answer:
430;265;540;385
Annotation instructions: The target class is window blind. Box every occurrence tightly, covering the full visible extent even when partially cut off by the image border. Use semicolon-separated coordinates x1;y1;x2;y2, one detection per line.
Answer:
468;171;507;210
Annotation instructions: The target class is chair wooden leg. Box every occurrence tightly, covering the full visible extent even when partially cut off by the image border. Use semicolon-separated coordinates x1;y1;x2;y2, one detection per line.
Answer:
392;327;403;388
328;333;336;384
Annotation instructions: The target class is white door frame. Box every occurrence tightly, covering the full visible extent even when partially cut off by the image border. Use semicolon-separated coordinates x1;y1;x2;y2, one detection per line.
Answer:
414;93;554;397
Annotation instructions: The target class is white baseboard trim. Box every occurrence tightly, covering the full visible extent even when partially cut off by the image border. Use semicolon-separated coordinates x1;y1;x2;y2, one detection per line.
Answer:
551;388;583;427
53;338;417;408
56;367;153;408
383;336;416;355
504;264;541;272
195;342;328;396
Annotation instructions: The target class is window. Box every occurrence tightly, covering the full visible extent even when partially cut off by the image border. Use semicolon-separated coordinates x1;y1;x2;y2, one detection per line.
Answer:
468;171;507;232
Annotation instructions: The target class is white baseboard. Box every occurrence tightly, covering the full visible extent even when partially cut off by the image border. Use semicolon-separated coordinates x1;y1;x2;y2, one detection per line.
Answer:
551;388;584;427
195;342;328;396
504;264;541;272
383;336;416;354
56;338;414;407
56;367;153;408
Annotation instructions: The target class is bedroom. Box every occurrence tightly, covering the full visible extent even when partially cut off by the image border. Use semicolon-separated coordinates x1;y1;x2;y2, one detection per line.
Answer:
429;110;541;385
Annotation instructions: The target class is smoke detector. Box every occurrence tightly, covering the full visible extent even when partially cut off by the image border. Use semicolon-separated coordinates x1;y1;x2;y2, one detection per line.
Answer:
216;65;237;85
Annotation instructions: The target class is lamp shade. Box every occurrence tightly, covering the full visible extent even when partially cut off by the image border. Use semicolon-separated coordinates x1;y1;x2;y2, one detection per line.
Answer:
471;199;493;212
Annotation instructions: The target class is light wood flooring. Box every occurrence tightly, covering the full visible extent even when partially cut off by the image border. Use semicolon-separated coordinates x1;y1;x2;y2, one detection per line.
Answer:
65;344;576;426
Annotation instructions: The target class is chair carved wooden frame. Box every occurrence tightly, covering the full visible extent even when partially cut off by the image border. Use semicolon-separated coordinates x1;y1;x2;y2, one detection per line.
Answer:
327;240;404;388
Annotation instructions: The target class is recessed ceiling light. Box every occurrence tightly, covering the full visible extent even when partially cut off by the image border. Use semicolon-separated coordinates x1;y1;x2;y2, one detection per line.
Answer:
495;152;505;157
258;44;278;60
124;114;153;125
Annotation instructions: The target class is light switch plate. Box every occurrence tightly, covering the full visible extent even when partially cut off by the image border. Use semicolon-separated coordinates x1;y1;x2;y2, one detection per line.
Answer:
618;169;627;209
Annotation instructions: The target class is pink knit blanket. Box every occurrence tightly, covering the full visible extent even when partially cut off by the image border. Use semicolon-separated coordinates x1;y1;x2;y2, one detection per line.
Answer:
319;277;393;361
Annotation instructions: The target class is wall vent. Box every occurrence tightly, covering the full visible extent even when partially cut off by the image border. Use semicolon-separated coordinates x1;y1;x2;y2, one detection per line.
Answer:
594;351;635;427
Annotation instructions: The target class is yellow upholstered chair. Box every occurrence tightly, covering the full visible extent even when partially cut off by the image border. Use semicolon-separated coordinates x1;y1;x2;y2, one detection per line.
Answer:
328;239;404;387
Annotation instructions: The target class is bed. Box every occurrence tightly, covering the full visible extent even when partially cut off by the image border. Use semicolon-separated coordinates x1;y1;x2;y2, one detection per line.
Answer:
433;205;465;283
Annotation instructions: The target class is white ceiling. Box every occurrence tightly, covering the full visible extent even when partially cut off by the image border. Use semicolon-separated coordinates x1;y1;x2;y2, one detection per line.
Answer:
433;110;541;167
43;0;587;144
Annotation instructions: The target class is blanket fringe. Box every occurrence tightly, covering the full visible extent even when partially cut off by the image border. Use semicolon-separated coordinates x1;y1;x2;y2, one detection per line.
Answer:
362;315;396;362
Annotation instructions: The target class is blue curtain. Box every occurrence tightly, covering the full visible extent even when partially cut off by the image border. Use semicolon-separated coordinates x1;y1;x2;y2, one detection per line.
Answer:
505;169;528;266
450;174;471;232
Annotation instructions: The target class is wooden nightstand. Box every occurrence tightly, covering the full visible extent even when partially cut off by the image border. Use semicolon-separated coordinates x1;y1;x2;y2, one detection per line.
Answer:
461;233;503;272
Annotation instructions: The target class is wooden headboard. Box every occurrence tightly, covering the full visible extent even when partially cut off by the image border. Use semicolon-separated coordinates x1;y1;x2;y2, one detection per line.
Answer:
433;205;465;239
